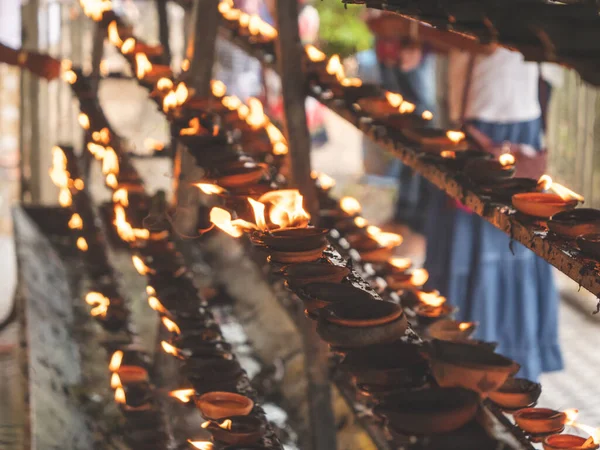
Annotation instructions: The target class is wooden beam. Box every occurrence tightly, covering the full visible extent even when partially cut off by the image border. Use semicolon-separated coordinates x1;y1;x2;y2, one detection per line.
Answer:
274;5;336;449
274;0;319;221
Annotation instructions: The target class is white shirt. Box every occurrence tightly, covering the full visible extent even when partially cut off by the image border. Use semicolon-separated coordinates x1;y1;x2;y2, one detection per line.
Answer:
465;48;541;123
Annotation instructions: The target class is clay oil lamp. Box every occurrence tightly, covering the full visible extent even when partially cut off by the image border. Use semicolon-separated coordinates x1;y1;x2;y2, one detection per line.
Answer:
402;128;469;151
356;91;415;119
512;175;583;219
283;262;350;287
412;290;455;325
544;433;600;450
311;170;336;196
488;377;542;411
347;225;403;263
296;282;376;315
318;196;362;230
316;299;409;348
476;177;539;202
260;227;330;263
548;209;600;239
303;44;329;81
384;257;413;274
339;341;428;389
386;268;429;290
426;339;520;397
576;233;600;259
464;152;516;184
513;408;577;436
183;358;244;393
196;392;254;420
426;319;476;342
374;387;480;435
202;416;266;446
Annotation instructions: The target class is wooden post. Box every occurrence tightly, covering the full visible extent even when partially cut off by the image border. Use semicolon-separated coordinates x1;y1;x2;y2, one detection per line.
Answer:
172;0;219;236
156;0;171;65
274;0;319;221
274;3;336;450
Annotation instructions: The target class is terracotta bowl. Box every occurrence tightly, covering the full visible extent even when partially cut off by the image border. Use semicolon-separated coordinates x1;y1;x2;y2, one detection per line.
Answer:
283;262;350;286
297;282;374;313
548;209;600;239
427;340;520;396
513;408;567;435
413;303;456;325
320;299;403;327
576;233;600;259
117;365;149;385
374;387;480;434
488;377;542;411
339;341;429;388
427;319;476;341
196;392;254;420
204;415;265;445
543;434;599;450
268;244;328;264
317;311;409;348
401;128;469;150
215;162;269;188
464;159;516;183
356;97;400;118
261;227;329;252
512;193;578;219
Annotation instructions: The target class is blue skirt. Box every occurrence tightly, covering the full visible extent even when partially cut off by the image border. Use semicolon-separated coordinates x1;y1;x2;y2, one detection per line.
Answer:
423;118;563;381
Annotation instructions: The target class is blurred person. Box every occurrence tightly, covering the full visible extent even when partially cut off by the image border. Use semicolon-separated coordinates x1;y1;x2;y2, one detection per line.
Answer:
424;47;562;380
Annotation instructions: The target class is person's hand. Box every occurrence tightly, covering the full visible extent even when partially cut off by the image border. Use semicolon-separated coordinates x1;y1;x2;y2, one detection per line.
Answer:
26;52;62;80
398;47;423;72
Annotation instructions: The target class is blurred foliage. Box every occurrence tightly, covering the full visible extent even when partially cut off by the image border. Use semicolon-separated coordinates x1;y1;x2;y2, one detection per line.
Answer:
315;2;373;57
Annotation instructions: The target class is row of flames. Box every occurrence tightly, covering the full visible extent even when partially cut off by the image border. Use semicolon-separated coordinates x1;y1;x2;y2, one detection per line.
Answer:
219;0;278;41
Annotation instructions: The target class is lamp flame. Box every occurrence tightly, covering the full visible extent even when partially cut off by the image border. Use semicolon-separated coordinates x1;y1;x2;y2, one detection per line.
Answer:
157;77;173;92
499;153;515;167
121;37;136;54
160;340;180;357
175;82;189;105
187;441;214;450
162;317;181;334
340;196;361;215
399;101;416;114
80;0;113;21
180;118;201;136
148;296;168;314
78;113;90;130
418;291;447;307
326;55;345;81
76;237;88;252
146;286;156;296
441;150;456;159
574;423;600;445
195;183;226;195
135;53;153;80
305;45;326;62
222;95;242;110
68;213;83;230
422;110;434;120
385;92;403;108
258;189;311;229
536;175;584;202
248;198;268;231
170;388;195;403
311;171;335;190
246;97;268;129
388;257;412;271
106;173;118;189
366;225;403;248
110;372;122;389
446;130;465;144
102;147;119;175
112;188;129;206
86;291;109;317
458;322;472;331
210;207;245;238
63;70;77;84
107;21;123;47
565;408;580;426
211;79;227;97
410;269;429;287
59;188;72;207
114;387;126;404
354;217;368;228
132;255;155;275
163;91;177;113
109;350;124;372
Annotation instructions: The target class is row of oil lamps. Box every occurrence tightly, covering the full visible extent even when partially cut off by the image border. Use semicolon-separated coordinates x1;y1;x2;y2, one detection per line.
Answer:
74;2;599;448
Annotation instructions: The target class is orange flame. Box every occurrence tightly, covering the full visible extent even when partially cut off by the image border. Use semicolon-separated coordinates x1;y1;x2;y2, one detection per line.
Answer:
222;95;242;110
80;0;113;21
87;143;106;160
422;110;434;121
112;188;129;206
109;350;124;372
458;322;473;331
537;174;553;191
73;178;84;190
354;217;368;228
121;37;136;55
160;340;180;357
211;80;227;97
305;45;326;62
148;296;168;314
78;113;90;130
93;127;111;145
246;98;268;129
132;255;155;275
399;101;416;114
248;198;268;231
106;173;118;189
258;189;311;229
536;175;584;202
102;147;119;175
114;387;126;404
162;317;181;334
441;150;456;159
385;92;403;108
175;82;189;105
340;196;361;215
326;55;345;81
195;183;226;195
107;20;123;47
86;292;109;317
410;269;429;287
63;70;78;84
180;118;201;136
77;237;88;252
68;213;83;230
388;257;412;271
110;372;122;389
366;226;403;248
187;441;214;450
418;291;446;307
446;130;465;144
170;388;195;403
573;423;600;445
341;77;362;87
265;123;288;155
59;188;72;207
181;59;190;71
144;138;165;151
311;171;336;190
114;205;135;242
163;91;177;113
146;285;156;296
499;153;516;167
248;15;278;39
210;207;245;237
135;53;153;80
157;77;173;92
565;409;580;426
237;104;250;120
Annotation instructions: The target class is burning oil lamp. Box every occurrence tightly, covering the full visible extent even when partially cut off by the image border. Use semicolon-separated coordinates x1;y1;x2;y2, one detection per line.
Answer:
402;128;469;150
385;257;413;273
547;209;600;239
544;434;600;450
80;0;112;21
283;262;350;287
488;377;542;411
202;416;266;446
426;319;476;341
512;175;583;219
386;268;429;290
464;152;516;183
169;388;196;404
187;440;214;450
311;171;336;194
514;408;577;435
196;391;254;420
412;290;454;324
